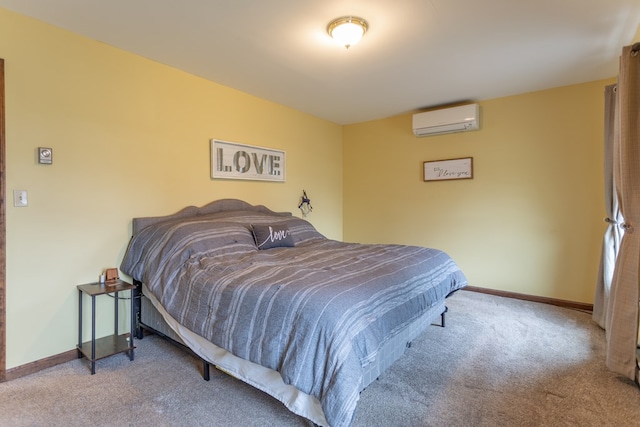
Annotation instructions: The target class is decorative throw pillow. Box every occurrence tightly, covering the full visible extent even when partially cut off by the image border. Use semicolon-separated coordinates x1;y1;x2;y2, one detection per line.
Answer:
251;223;295;250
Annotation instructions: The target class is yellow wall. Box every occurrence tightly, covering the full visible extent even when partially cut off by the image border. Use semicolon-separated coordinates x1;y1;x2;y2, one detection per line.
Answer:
0;6;619;369
1;8;343;368
343;79;613;304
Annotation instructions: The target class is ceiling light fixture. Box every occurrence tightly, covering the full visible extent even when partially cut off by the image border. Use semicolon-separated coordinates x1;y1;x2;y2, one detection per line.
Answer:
327;16;368;49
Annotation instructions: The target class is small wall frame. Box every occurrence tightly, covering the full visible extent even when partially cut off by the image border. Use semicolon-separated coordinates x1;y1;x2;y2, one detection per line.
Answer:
423;157;473;182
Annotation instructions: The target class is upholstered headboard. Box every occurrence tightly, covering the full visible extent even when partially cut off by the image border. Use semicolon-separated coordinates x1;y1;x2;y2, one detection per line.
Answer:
131;199;292;236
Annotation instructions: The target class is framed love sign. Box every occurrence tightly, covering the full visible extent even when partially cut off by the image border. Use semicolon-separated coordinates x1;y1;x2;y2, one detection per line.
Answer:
423;157;473;181
211;139;286;182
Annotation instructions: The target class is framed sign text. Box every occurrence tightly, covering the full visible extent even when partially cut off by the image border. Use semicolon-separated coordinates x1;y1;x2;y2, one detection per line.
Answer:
211;139;285;182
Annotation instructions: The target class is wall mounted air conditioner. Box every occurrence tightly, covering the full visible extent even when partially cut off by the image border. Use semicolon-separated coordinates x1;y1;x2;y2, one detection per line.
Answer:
412;104;479;137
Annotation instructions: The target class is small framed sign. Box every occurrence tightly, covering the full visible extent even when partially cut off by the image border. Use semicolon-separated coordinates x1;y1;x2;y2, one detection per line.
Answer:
423;157;473;181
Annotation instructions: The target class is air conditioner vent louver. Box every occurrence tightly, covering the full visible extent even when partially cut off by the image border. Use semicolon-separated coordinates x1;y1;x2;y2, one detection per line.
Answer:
412;104;479;137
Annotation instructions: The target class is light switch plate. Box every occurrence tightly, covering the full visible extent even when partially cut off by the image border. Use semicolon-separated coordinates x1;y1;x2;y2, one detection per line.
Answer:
38;147;52;164
13;190;28;207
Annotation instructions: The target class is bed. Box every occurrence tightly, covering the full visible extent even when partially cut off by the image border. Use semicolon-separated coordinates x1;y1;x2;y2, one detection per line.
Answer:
120;199;468;427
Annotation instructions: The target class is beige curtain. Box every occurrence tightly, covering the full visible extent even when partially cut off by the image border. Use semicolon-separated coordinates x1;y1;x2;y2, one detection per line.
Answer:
593;85;624;328
603;43;640;380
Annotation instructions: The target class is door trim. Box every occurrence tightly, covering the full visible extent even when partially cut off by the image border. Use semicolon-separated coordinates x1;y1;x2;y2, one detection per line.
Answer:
1;58;6;382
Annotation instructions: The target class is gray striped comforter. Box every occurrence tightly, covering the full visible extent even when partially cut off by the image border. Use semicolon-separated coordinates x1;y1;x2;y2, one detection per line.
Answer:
121;211;467;427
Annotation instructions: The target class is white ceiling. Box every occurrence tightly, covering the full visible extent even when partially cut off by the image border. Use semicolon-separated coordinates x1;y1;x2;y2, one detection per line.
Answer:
1;0;639;125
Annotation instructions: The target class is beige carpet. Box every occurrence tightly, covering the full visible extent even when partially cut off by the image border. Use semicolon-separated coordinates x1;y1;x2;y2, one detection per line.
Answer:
1;290;639;426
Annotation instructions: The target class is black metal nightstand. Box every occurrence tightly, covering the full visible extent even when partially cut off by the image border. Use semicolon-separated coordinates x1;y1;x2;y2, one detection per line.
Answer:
77;280;136;374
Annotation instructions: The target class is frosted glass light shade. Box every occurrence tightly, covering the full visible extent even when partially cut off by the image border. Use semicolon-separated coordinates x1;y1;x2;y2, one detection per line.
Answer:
327;17;368;49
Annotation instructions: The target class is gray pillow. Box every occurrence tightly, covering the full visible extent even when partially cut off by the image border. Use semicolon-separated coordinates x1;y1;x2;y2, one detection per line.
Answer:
251;223;295;250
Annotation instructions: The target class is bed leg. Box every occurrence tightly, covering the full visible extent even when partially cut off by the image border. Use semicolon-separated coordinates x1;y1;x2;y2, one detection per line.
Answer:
133;279;144;339
202;360;210;381
440;306;448;328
